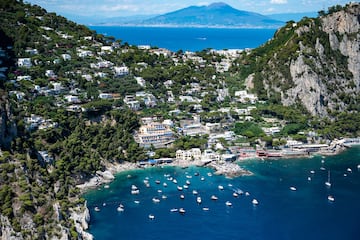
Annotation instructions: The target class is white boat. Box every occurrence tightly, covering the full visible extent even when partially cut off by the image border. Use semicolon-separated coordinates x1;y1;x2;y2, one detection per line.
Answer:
104;185;110;189
157;189;162;193
155;180;161;184
152;197;160;203
200;177;205;181
177;186;183;191
357;164;360;169
202;207;209;211
117;206;124;212
94;206;100;212
347;168;352;173
192;190;198;195
180;194;185;199
172;179;177;184
233;192;239;198
163;182;167;187
207;172;212;177
183;185;189;189
131;185;138;190
186;180;191;185
325;170;331;187
211;195;218;200
197;196;202;204
186;175;192;179
307;177;312;181
320;167;326;171
131;189;140;195
228;184;233;187
327;195;335;202
170;208;178;212
252;199;259;205
225;201;232;206
179;208;186;214
310;170;315;174
245;192;250;196
162;195;167;199
134;200;140;204
218;185;224;190
145;183;150;188
148;214;155;220
290;186;297;191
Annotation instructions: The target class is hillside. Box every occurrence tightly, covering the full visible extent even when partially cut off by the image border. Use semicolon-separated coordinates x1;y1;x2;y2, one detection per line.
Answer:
141;2;284;28
232;2;360;117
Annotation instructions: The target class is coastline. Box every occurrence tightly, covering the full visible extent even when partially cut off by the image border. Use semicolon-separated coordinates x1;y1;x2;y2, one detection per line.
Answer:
76;143;349;192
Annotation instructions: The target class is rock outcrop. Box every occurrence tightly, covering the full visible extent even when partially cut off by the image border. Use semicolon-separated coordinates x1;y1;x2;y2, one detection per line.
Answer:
252;3;359;117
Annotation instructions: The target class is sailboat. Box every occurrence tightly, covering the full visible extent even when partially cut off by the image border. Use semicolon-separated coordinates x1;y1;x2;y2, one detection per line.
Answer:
325;170;331;187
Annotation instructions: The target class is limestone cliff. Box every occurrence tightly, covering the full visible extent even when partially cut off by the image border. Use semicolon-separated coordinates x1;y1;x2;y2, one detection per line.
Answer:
244;3;359;117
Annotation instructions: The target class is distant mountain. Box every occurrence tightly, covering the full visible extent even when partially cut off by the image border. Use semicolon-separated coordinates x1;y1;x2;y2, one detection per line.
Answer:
139;2;284;28
266;12;318;22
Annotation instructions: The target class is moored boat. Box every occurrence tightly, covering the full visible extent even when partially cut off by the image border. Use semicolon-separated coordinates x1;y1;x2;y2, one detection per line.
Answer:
211;195;218;200
179;208;186;214
225;201;232;206
197;196;202;204
252;199;259;205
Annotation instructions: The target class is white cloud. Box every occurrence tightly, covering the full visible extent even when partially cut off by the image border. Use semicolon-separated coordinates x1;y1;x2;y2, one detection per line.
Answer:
270;0;288;4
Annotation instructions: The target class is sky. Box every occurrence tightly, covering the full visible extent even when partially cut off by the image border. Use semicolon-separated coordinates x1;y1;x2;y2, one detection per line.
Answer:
24;0;352;18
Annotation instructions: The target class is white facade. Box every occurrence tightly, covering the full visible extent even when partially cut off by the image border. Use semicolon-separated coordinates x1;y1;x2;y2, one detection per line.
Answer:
176;148;202;161
18;58;32;68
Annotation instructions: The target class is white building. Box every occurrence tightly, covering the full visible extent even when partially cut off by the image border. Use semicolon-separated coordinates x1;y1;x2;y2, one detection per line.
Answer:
17;58;32;68
64;95;80;103
136;122;175;148
99;93;113;99
114;66;129;76
176;148;202;161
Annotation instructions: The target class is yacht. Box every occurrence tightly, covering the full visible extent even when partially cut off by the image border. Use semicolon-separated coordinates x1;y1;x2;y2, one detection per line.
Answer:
170;208;178;212
148;214;155;220
117;206;124;212
197;196;202;204
307;177;312;181
357;164;360;169
202;207;210;211
162;195;167;199
186;180;191;185
131;189;140;195
225;201;232;207
180;194;185;199
245;192;250;196
163;182;167;187
252;199;259;205
94;206;100;212
172;179;177;184
200;177;205;181
290;186;297;191
218;185;224;190
310;170;315;174
152;197;160;203
155;180;161;184
347;168;352;173
233;192;239;198
131;185;138;190
183;185;189;189
134;200;140;204
177;186;183;191
192;190;198;195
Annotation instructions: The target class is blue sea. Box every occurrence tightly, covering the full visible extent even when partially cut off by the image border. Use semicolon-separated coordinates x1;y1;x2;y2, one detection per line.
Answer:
88;26;276;52
84;147;360;240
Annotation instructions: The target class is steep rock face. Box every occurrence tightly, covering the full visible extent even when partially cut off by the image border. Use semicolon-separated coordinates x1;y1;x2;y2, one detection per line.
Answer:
258;3;359;116
0;92;16;149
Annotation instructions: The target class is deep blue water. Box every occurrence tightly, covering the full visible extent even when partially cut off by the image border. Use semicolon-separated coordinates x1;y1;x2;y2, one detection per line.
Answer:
85;147;360;240
88;26;276;52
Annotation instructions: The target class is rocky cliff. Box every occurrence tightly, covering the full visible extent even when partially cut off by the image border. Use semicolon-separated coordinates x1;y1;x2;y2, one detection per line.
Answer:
243;3;359;117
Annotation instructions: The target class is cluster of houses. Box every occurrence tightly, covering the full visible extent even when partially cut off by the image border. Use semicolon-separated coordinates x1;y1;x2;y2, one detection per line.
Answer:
9;17;347;166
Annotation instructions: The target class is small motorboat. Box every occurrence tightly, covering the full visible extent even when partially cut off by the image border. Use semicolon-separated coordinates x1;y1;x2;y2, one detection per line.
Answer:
202;207;209;211
200;177;205;181
347;168;352;173
233;192;239;198
148;214;155;220
218;185;224;190
152;197;160;203
290;186;297;191
179;208;186;214
155;180;161;184
177;186;183;191
192;190;198;195
328;195;335;202
117;206;124;212
94;206;100;212
252;199;259;205
225;201;232;207
134;200;140;204
197;197;202;204
183;185;189;189
211;195;218;200
186;180;191;185
170;208;178;212
180;194;185;199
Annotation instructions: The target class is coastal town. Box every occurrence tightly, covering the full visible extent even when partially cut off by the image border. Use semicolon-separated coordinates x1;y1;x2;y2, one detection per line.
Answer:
6;14;360;178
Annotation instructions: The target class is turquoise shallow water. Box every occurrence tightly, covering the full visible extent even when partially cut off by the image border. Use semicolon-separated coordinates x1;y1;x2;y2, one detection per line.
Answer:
84;147;360;240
